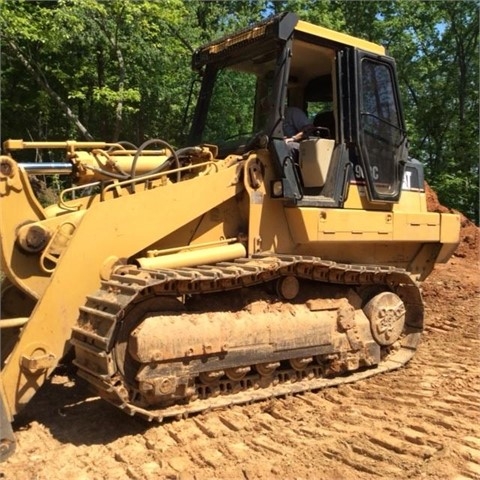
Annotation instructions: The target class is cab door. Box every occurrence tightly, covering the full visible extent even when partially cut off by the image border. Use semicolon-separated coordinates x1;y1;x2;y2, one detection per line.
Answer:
354;51;408;203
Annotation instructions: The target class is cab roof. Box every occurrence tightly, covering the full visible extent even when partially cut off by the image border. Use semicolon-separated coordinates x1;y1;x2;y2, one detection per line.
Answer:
296;19;385;55
192;12;386;70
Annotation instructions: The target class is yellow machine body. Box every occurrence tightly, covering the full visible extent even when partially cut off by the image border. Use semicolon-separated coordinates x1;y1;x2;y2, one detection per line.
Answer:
0;12;459;461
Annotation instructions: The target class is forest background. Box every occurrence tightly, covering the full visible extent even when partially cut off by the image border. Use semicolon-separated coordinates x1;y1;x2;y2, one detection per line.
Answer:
1;0;478;223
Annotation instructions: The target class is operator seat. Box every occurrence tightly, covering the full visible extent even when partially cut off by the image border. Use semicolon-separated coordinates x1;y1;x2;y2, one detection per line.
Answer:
313;111;335;139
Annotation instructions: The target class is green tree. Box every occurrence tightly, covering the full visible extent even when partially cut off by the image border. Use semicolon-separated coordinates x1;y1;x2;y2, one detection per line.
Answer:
1;0;193;144
1;1;478;221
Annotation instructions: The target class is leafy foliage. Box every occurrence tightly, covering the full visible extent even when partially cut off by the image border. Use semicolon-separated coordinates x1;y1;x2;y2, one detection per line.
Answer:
1;0;478;222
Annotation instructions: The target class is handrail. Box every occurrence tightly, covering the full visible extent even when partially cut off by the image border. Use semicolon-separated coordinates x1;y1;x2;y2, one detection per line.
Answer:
101;160;219;196
58;181;102;211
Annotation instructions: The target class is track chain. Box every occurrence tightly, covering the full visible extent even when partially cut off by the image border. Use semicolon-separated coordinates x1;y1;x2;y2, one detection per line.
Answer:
71;254;423;422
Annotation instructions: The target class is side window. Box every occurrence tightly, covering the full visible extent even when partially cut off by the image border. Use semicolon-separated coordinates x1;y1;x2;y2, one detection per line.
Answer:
359;58;406;200
362;60;400;126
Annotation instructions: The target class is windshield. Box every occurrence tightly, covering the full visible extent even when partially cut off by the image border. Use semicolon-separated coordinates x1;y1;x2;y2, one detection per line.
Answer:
193;38;337;152
191;49;278;151
203;68;257;145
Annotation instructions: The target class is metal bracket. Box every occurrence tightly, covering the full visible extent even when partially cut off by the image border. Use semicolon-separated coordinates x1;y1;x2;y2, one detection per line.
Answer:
20;352;57;371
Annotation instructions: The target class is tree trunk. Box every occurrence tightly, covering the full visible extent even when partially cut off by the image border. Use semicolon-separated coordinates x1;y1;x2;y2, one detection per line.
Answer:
6;39;94;141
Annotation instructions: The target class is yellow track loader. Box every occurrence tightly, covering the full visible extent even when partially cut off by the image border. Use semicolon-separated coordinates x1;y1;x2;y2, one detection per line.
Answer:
0;13;459;460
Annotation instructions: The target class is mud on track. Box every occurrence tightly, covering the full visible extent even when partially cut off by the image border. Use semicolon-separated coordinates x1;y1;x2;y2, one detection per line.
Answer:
1;241;479;480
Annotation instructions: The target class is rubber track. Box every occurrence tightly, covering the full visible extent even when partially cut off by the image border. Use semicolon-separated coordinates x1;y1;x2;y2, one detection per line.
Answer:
71;254;423;422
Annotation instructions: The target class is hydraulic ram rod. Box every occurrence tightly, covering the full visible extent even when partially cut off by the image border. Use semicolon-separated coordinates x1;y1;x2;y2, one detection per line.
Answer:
3;140;110;151
19;163;73;175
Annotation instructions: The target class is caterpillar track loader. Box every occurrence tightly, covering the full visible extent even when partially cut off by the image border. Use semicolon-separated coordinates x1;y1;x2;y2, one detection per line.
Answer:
0;12;460;460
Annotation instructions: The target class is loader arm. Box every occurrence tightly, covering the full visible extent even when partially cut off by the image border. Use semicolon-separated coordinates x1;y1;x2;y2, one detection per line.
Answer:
0;158;50;299
0;156;244;445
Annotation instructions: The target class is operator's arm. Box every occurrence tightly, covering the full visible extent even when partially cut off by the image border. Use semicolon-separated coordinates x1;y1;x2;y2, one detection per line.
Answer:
284;107;314;141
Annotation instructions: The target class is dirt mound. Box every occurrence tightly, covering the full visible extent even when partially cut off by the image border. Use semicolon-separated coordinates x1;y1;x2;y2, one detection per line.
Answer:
456;220;480;259
425;182;452;215
425;182;479;261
